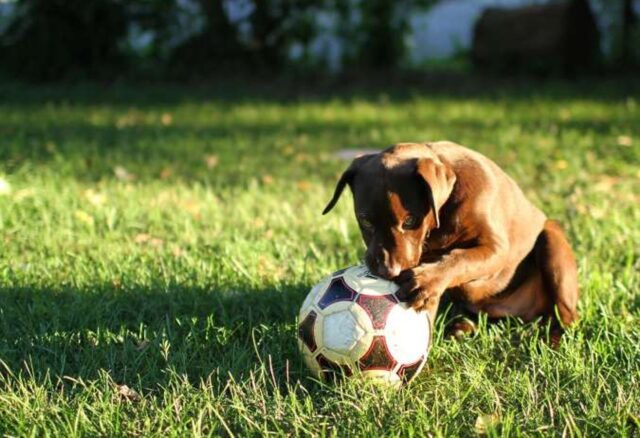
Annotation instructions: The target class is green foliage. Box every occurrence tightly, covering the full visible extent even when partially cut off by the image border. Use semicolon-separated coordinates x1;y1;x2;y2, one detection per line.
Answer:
170;0;325;76
337;0;406;69
0;0;637;80
0;0;129;81
0;0;438;80
0;79;639;435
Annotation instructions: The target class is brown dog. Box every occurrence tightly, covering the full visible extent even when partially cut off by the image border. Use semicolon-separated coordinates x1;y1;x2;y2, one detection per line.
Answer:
323;142;578;339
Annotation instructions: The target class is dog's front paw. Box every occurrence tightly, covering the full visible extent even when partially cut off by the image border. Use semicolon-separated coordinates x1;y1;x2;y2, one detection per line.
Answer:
395;265;448;312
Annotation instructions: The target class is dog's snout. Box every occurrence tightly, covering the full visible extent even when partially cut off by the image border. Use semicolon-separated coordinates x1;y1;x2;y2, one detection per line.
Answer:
371;249;402;279
384;263;402;279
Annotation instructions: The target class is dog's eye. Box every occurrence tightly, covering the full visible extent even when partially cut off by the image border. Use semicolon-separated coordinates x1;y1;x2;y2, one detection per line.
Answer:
402;215;420;230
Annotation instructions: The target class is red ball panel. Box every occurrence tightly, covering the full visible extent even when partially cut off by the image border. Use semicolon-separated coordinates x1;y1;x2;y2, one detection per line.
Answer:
316;354;353;378
358;336;397;371
398;356;425;382
355;294;397;329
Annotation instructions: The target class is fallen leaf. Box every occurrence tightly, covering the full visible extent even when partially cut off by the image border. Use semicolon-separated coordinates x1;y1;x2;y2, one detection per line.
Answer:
180;200;202;220
296;180;312;191
134;233;151;244
295;153;309;163
204;154;219;169
559;108;572;120
115;109;145;129
160;167;173;179
261;174;274;185
617;135;633;147
594;175;621;192
149;237;164;248
257;255;285;280
171;244;184;257
114;166;136;182
117;384;141;402
74;210;94;226
161;113;173;126
474;413;500;434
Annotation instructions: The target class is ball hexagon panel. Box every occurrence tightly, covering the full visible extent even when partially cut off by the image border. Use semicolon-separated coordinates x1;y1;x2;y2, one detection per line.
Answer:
319;302;374;364
384;304;430;365
323;311;364;353
342;265;398;297
301;280;324;313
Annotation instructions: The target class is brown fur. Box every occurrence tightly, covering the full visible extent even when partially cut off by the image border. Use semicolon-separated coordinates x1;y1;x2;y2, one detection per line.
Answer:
323;142;579;338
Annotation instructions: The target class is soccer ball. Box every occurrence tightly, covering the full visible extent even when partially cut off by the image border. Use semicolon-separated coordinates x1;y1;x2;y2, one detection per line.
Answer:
298;265;431;385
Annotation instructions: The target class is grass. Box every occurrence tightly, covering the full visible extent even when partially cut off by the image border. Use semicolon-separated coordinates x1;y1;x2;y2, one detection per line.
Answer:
0;78;639;436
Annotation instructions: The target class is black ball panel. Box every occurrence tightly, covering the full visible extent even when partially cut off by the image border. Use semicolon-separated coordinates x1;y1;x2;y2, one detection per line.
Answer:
298;311;318;353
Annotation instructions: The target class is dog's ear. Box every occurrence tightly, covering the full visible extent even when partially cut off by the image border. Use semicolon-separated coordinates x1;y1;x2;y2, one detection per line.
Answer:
416;158;456;228
322;155;370;215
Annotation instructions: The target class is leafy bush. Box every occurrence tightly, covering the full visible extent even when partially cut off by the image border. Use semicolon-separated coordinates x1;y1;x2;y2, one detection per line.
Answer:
0;0;128;81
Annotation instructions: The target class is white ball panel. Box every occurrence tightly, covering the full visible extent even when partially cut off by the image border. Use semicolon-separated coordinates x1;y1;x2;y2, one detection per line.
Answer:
384;304;430;365
323;311;364;353
342;265;398;296
300;277;330;318
320;303;374;363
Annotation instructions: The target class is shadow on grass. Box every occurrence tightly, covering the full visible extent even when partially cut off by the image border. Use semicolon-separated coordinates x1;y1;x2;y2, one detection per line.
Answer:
1;73;639;107
0;282;311;392
0;279;483;394
2;114;635;184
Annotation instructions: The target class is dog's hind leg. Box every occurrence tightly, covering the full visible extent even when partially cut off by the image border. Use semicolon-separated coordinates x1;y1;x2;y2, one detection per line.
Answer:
535;220;580;335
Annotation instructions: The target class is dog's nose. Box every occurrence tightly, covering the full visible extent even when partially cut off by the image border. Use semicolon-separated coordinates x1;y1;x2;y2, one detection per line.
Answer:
373;253;402;279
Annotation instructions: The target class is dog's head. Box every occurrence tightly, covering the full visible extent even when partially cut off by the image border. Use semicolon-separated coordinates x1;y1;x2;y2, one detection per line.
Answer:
323;143;456;279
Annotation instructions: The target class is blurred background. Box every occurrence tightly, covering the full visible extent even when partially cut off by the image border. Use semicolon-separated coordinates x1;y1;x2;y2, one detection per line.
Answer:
0;0;637;82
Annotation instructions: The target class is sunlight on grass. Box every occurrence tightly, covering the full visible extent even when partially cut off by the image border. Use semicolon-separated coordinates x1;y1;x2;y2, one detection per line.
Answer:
0;82;638;436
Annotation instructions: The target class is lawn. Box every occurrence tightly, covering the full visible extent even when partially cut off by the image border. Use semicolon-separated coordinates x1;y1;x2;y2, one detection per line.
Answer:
0;78;639;436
